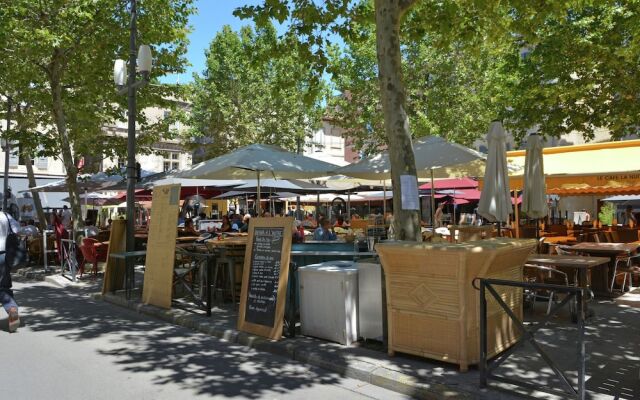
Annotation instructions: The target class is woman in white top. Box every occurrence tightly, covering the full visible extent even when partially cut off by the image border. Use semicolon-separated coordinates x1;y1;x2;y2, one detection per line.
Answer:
0;211;21;332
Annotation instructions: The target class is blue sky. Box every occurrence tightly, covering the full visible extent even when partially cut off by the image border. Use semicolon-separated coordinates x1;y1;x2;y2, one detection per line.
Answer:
161;0;263;84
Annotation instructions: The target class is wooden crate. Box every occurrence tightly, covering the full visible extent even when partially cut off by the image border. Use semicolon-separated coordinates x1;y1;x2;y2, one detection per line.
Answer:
376;238;537;372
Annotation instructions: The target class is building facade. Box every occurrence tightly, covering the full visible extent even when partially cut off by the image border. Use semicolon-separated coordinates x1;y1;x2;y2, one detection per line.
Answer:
0;100;193;209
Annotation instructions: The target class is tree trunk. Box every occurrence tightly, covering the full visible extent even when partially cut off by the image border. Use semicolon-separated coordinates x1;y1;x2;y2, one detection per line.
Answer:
374;0;420;241
23;152;47;230
49;51;84;233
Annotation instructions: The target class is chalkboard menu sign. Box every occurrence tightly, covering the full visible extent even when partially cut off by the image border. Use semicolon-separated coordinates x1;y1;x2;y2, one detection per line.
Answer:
238;217;293;340
245;227;283;327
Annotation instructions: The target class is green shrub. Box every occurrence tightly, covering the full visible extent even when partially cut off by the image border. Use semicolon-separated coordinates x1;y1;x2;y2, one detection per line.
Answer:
598;202;616;225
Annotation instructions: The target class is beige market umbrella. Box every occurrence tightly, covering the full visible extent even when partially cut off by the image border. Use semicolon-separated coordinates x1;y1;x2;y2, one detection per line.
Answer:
174;144;339;214
521;134;548;219
521;134;548;241
335;135;485;225
478;121;512;227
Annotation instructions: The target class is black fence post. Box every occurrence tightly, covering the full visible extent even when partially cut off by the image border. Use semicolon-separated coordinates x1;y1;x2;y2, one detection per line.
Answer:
206;255;213;317
478;278;586;398
577;289;585;400
479;279;488;388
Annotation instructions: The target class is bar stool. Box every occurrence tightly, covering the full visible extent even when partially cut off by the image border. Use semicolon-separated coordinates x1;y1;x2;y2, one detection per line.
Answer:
207;243;244;303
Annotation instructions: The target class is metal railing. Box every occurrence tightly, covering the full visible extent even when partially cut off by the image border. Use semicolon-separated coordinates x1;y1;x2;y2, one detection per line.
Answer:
173;248;216;317
60;238;78;282
477;278;586;400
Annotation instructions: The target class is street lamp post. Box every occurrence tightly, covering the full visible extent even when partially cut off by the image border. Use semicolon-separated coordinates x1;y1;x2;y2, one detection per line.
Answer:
113;0;152;253
3;96;11;212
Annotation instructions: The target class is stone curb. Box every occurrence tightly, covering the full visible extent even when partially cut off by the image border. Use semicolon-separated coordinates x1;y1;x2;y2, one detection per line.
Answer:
92;292;478;400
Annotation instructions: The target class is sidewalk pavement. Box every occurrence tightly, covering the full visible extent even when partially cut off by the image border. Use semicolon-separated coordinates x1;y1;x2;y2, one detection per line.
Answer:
91;284;640;400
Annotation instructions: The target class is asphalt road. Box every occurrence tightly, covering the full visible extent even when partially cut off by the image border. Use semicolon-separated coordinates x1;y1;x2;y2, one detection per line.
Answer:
0;279;408;400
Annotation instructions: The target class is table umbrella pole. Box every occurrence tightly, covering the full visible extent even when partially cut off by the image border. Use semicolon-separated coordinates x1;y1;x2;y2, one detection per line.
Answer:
514;190;520;238
430;169;436;228
383;180;387;217
316;192;320;222
256;170;261;216
347;192;351;220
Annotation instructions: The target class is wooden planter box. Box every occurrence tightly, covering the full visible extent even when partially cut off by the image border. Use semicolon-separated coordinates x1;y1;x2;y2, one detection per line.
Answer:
376;238;536;372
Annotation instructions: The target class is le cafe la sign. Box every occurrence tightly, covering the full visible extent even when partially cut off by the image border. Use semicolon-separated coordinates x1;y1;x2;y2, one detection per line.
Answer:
595;173;640;182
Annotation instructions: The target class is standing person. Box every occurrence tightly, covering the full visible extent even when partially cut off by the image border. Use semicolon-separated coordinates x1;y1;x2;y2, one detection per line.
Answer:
1;211;21;332
434;202;445;228
625;205;637;227
60;205;72;229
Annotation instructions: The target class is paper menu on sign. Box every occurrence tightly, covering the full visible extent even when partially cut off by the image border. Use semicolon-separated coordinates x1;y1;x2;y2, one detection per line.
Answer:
400;175;420;210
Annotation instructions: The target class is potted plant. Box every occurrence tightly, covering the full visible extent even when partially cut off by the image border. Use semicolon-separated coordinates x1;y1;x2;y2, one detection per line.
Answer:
598;202;616;227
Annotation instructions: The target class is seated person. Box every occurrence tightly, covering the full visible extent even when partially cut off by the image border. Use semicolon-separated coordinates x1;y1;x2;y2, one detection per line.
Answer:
301;213;316;228
218;215;233;233
180;218;199;236
313;219;337;241
334;215;348;228
239;214;251;233
19;220;40;237
292;220;305;243
83;219;99;237
230;214;243;232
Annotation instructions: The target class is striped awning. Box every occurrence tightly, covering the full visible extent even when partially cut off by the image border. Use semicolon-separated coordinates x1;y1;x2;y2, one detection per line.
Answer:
480;139;640;196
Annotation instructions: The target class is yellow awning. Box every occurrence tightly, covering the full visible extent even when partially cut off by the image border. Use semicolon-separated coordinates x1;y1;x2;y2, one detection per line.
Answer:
480;139;640;195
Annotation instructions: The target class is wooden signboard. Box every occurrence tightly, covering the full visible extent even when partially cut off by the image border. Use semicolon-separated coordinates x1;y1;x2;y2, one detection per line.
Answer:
101;219;127;294
142;184;181;309
238;217;293;340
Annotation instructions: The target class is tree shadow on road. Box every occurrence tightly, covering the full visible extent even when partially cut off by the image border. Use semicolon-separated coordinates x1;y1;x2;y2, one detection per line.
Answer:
10;282;343;399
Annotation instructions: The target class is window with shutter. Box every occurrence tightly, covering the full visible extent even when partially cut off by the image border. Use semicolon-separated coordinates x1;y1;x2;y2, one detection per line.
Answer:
8;149;19;167
35;156;48;169
35;145;48;169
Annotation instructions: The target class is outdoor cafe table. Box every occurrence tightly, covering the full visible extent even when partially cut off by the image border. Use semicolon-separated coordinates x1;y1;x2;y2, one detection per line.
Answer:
526;254;610;316
176;236;202;243
108;250;147;299
289;250;376;260
568;242;640;296
542;236;578;245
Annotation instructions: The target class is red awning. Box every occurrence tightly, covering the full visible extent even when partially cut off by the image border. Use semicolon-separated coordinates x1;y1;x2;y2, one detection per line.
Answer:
419;177;478;190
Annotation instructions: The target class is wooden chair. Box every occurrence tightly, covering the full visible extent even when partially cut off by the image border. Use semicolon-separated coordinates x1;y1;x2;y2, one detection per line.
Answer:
602;231;612;242
547;224;568;236
27;237;42;265
520;226;537;238
610;230;621;242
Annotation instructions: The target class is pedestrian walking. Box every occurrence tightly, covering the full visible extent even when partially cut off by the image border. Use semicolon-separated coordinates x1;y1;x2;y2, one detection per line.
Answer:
1;211;21;332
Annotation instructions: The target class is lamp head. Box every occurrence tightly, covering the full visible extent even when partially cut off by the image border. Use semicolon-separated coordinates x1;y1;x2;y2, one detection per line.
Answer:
113;59;126;86
137;45;152;74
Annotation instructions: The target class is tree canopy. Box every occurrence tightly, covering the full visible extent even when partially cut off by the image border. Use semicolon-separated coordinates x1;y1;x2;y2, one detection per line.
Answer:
327;15;512;155
234;0;633;240
1;0;194;227
504;3;640;142
189;22;325;160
